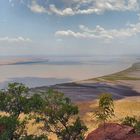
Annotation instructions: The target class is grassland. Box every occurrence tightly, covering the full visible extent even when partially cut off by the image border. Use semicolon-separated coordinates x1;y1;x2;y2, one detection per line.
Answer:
94;63;140;82
77;99;140;134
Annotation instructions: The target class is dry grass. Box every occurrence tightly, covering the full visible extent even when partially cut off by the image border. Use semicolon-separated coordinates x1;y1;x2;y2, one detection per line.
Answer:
0;99;140;139
77;98;140;135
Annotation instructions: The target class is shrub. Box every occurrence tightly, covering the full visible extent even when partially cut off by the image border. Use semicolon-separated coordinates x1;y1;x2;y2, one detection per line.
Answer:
122;116;140;134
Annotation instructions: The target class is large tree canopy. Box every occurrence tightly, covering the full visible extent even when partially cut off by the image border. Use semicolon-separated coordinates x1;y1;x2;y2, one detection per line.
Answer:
0;83;87;140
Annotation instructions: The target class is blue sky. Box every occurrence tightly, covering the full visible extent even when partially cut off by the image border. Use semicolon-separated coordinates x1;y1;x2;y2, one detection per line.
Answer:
0;0;140;56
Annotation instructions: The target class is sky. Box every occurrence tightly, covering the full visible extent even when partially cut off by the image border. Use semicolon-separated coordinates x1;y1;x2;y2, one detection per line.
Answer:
0;0;140;56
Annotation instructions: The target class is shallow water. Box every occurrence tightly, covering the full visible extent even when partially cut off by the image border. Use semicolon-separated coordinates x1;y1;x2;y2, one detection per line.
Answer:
0;56;138;88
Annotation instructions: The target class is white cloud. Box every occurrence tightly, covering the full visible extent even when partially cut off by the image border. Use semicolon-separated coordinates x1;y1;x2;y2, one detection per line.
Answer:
55;22;140;41
26;0;140;16
28;0;47;13
49;5;75;16
0;37;32;43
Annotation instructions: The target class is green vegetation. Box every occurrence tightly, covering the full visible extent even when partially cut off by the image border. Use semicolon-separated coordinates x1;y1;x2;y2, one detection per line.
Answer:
37;89;87;140
94;93;115;126
94;63;140;81
0;83;47;140
0;83;87;140
122;116;140;134
0;82;140;139
97;75;140;81
93;93;115;140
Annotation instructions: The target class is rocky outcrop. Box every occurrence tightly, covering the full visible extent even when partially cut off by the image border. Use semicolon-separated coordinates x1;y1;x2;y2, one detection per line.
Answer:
86;123;140;140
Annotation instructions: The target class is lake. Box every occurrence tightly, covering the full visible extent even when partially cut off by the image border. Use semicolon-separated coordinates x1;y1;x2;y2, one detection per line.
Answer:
0;55;138;89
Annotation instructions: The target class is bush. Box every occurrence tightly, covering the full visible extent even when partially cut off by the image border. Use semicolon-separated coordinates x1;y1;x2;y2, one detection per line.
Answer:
122;116;140;134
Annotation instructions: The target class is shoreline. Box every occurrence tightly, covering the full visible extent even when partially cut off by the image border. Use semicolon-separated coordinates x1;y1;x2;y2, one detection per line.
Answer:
34;62;136;88
33;63;134;89
31;62;140;102
0;61;132;89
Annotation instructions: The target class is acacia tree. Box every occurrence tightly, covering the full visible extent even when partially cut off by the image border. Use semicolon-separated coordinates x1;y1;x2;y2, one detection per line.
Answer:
0;82;47;140
94;93;114;127
39;89;87;140
0;83;87;140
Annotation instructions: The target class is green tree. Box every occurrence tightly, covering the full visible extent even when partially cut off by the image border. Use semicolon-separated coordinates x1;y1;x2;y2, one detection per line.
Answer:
0;83;87;140
0;82;47;140
39;89;87;140
94;93;114;127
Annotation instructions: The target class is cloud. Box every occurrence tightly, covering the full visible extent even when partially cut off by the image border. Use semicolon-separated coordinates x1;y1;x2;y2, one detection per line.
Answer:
55;22;140;41
0;37;32;43
26;0;140;16
28;0;47;13
49;5;75;16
